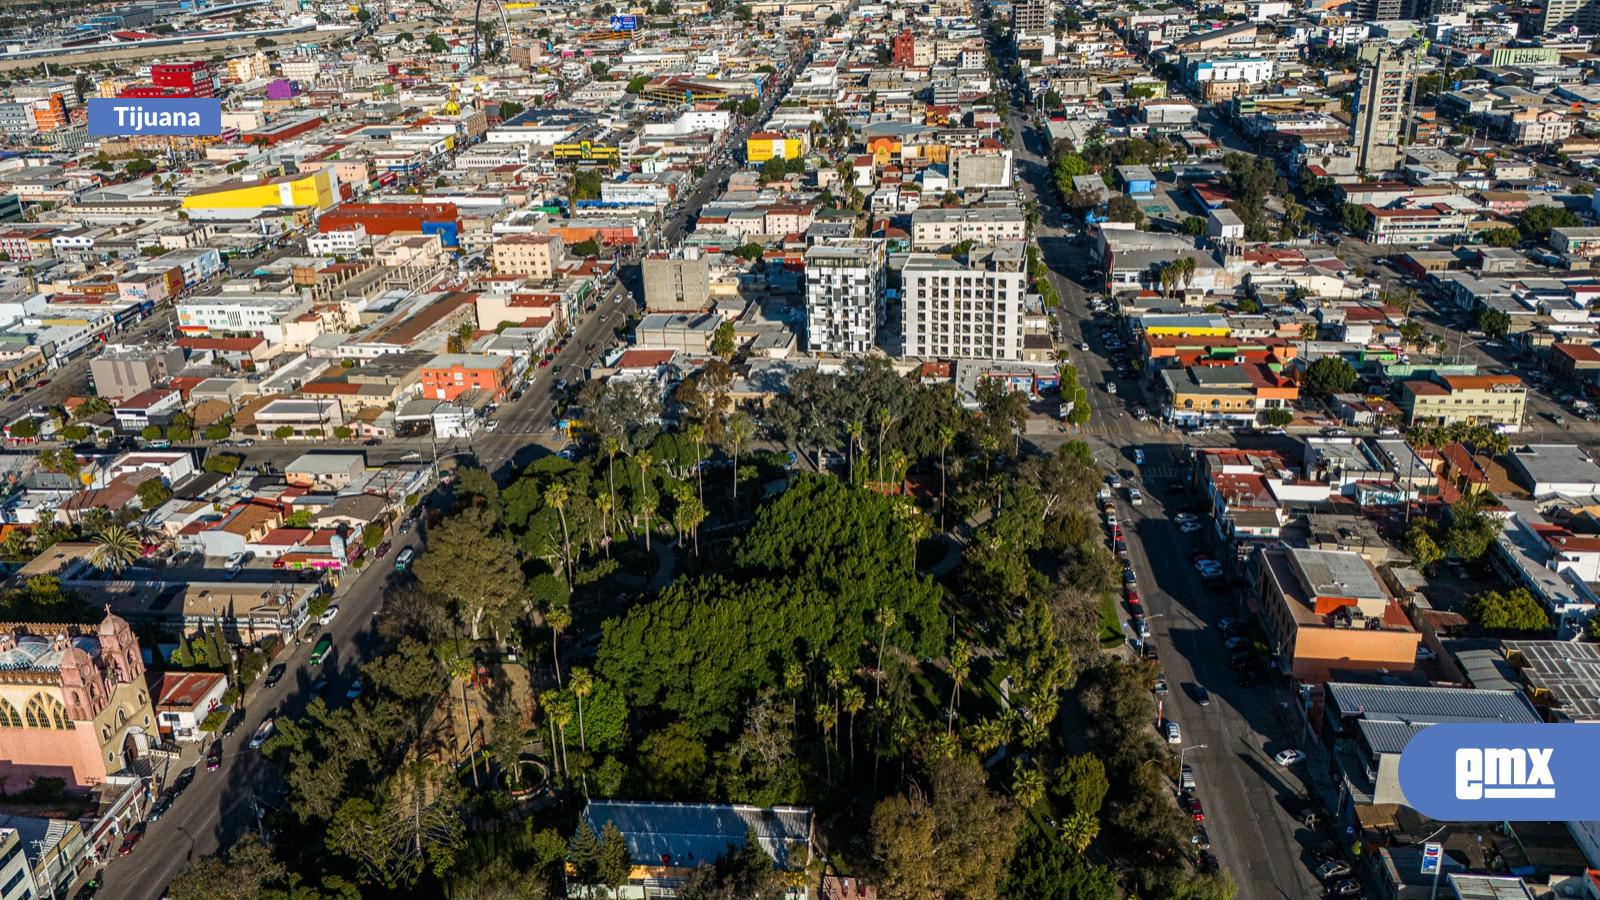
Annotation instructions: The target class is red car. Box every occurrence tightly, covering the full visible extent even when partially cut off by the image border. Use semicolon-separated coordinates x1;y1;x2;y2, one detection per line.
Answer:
538;358;551;368
1125;588;1141;606
117;827;145;856
1186;796;1205;822
33;379;50;388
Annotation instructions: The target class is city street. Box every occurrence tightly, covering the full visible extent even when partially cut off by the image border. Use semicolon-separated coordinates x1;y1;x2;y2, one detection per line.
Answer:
1006;101;1328;900
95;525;422;900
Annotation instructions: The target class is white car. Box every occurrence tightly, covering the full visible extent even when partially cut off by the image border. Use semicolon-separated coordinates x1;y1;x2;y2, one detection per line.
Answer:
1174;513;1198;524
1179;521;1203;534
1165;721;1182;744
1274;749;1306;766
1128;488;1143;506
1106;382;1118;395
225;552;245;568
320;605;340;626
1079;342;1090;351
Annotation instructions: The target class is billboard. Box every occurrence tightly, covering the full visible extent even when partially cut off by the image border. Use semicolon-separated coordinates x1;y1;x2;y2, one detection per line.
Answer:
609;14;637;30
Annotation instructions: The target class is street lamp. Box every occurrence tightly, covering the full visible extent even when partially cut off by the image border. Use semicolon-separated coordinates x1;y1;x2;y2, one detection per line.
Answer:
1180;744;1208;766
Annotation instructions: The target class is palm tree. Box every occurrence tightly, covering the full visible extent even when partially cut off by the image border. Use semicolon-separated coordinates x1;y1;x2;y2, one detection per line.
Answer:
970;716;1008;755
603;436;620;524
670;484;705;556
569;668;593;752
784;660;805;724
1013;765;1045;810
545;605;570;687
544;482;572;583
925;731;959;761
873;606;896;701
447;653;480;788
937;423;956;530
90;524;141;575
946;640;971;735
815;703;838;781
723;413;755;500
841;684;865;769
595;492;614;555
874;407;896;484
1300;321;1317;360
634;453;654;551
547;692;573;784
685;422;706;502
846;419;864;482
1059;810;1099;853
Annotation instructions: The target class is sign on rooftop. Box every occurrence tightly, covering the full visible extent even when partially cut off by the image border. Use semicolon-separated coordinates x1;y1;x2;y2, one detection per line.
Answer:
609;14;638;31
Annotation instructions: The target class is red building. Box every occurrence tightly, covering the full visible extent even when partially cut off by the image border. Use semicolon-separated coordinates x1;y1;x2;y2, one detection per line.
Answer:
118;62;217;99
316;202;460;236
419;353;514;401
892;28;916;66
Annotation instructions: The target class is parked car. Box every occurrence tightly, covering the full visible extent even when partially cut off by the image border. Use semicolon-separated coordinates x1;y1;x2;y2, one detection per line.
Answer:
264;663;287;687
1275;749;1307;766
1190;685;1211;706
320;604;340;626
1165;721;1181;744
1191;826;1210;849
1325;878;1361;897
147;794;172;821
1185;794;1205;822
346;676;365;700
170;766;195;796
117;827;146;857
1180;764;1196;790
1315;859;1353;881
206;742;223;771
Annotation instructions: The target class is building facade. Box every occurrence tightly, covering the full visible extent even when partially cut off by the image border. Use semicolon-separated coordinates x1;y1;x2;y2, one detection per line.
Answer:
1351;44;1412;173
805;239;886;355
0;613;156;792
901;248;1027;361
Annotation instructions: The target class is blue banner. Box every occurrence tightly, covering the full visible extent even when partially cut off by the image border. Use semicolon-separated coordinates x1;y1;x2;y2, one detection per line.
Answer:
609;14;637;30
87;98;222;137
1398;723;1600;821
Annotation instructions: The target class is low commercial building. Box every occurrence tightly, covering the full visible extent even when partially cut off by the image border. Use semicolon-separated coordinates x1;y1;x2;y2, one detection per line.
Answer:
909;207;1027;250
153;671;229;742
641;253;712;313
89;345;186;401
285;453;367;491
1507;444;1600;497
1363;204;1474;245
1252;546;1421;682
1398;373;1526;429
572;800;814;899
1158;363;1298;427
419;353;515;402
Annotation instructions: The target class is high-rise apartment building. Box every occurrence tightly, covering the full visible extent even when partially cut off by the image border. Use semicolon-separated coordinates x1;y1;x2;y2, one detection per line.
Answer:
901;244;1028;361
1540;0;1600;34
804;239;886;355
1351;44;1412;173
1011;0;1051;35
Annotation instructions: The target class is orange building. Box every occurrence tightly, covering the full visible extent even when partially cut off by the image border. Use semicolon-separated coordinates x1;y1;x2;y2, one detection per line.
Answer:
1253;546;1420;682
419;353;514;401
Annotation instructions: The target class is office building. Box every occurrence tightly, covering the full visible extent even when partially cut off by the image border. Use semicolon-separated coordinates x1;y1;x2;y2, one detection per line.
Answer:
804;239;886;355
642;252;712;312
901;245;1028;361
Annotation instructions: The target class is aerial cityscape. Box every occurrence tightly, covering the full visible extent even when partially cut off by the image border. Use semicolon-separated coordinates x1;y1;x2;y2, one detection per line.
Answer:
3;0;1600;897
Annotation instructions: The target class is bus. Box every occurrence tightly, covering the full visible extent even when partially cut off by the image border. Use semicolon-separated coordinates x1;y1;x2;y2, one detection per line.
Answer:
310;634;333;667
394;547;415;573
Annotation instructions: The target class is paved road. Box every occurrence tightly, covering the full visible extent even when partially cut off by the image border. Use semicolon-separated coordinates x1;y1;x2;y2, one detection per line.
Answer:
96;525;422;900
1003;85;1325;900
0;309;177;424
1111;446;1328;900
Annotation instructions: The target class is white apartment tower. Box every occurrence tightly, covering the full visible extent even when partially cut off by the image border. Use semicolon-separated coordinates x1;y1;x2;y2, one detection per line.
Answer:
901;244;1028;361
805;239;887;355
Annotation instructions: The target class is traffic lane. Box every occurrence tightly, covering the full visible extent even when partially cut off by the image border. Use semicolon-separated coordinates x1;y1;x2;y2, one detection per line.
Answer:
98;534;418;900
0;309;176;422
1121;493;1325;900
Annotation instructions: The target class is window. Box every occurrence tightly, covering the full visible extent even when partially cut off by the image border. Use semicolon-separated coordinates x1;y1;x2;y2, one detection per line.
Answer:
0;700;20;729
24;693;67;729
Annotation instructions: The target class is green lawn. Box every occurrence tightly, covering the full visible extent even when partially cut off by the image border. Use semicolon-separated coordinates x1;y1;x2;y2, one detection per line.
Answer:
1098;593;1123;647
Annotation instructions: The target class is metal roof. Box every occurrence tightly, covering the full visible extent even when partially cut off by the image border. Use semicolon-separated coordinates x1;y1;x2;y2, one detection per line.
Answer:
581;801;811;871
1326;683;1541;726
1504;640;1600;722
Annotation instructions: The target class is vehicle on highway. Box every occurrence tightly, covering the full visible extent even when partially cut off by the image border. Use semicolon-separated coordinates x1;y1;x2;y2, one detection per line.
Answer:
206;741;223;771
265;663;287;687
248;716;275;749
310;633;334;666
395;547;416;572
320;604;340;625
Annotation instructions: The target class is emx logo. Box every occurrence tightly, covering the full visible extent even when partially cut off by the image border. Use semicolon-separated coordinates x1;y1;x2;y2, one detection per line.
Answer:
1454;747;1554;800
1400;724;1599;821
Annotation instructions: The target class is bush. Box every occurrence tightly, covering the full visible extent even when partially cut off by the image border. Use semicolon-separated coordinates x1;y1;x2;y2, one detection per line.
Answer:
239;648;268;685
142;425;163;441
204;453;243;475
307;593;332;619
361;522;385;549
273;426;294;439
199;709;227;733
